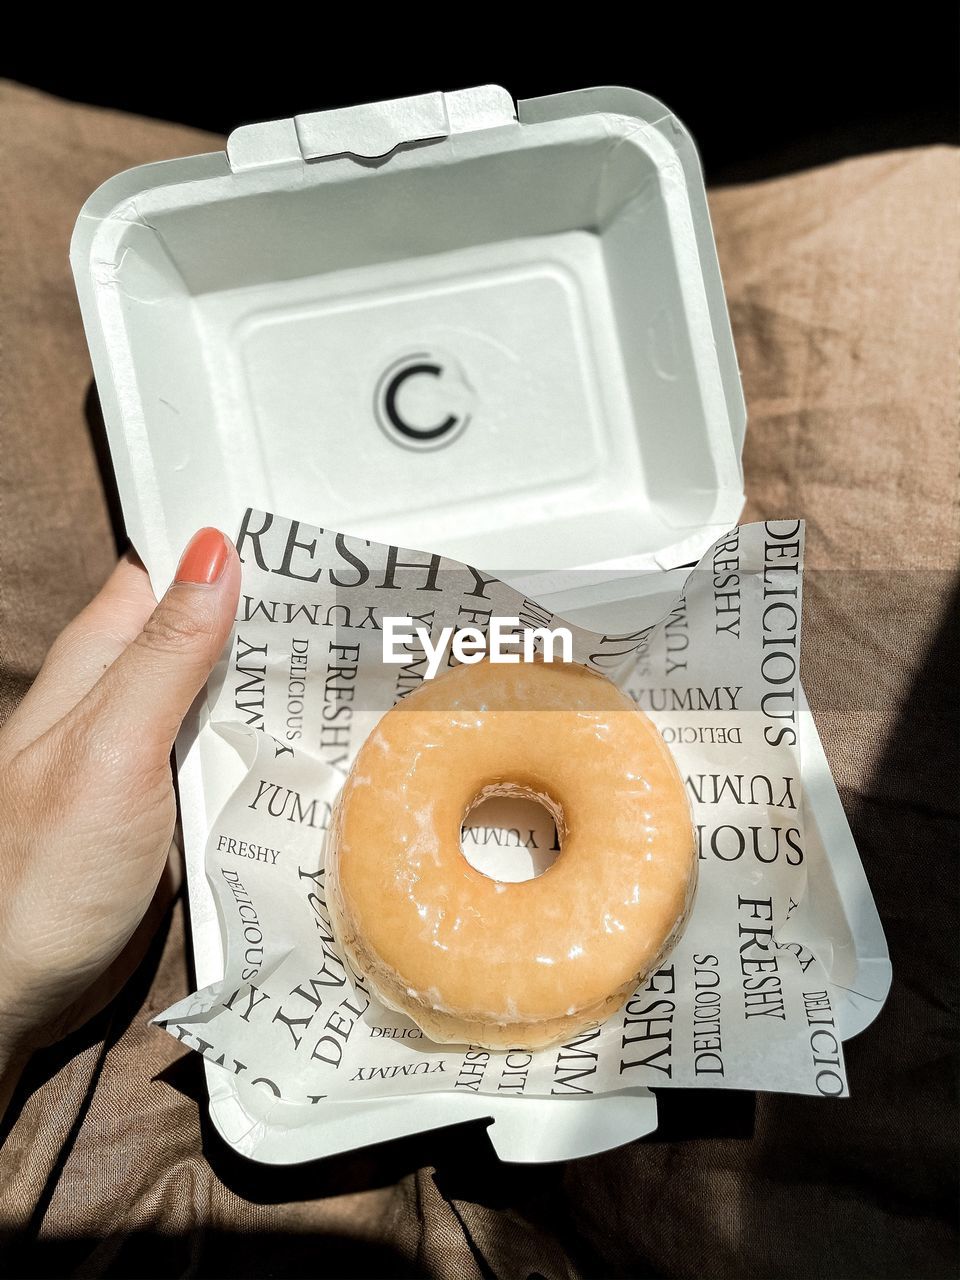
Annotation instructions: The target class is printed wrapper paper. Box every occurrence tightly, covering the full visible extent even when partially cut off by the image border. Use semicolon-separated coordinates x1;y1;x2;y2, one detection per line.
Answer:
156;513;849;1105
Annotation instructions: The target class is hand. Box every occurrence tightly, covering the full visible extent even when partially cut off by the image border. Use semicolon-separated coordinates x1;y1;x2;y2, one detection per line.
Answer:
0;528;241;1110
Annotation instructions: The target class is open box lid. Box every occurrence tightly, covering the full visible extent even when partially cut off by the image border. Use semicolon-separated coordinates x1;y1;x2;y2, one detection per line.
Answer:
70;84;745;596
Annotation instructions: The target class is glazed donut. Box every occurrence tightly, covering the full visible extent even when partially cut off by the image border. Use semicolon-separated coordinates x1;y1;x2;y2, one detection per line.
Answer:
327;659;696;1050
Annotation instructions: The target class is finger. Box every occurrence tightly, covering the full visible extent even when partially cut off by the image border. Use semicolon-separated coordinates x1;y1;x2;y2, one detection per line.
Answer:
0;551;159;762
64;528;241;773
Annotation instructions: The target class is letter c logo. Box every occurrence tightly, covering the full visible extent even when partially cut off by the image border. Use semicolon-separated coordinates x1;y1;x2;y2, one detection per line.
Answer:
375;350;473;450
385;364;455;440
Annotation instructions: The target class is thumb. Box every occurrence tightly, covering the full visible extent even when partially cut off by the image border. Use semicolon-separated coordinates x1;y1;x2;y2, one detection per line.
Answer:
74;528;241;760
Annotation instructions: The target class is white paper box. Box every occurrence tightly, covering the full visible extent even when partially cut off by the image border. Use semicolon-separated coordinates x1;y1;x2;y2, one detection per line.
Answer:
70;83;746;586
70;85;890;1163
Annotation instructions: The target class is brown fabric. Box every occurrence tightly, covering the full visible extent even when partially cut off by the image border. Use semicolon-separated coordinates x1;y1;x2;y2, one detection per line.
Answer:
0;78;956;1278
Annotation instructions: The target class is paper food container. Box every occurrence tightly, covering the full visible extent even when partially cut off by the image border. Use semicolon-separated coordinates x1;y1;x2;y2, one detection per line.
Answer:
70;85;890;1164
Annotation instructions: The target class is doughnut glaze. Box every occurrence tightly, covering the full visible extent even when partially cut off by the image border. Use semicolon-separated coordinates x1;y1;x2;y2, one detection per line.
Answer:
327;659;696;1050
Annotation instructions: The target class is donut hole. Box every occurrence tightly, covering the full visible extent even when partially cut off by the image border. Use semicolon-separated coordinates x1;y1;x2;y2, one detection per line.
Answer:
460;786;563;882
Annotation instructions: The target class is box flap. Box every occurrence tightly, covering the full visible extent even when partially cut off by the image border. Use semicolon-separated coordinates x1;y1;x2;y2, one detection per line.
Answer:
227;85;518;170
